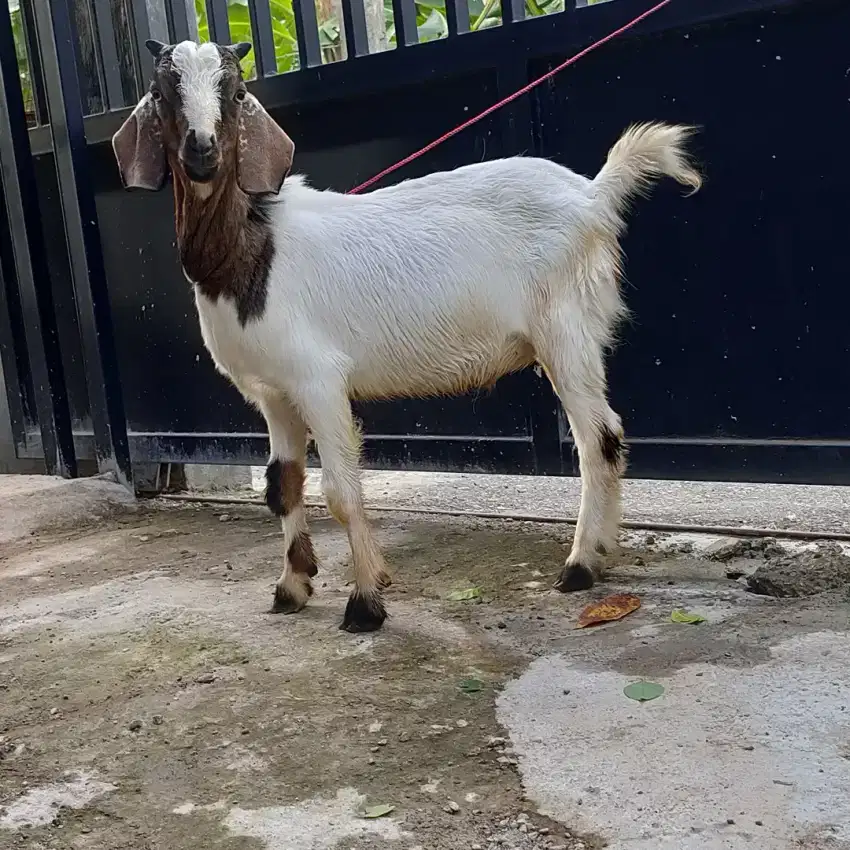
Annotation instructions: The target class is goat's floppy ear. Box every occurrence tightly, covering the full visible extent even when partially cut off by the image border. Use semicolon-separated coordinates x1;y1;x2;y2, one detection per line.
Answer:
112;94;167;191
237;93;294;196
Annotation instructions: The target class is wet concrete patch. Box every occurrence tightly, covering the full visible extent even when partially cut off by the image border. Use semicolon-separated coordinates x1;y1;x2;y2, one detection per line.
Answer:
498;631;850;850
0;773;116;830
222;788;406;849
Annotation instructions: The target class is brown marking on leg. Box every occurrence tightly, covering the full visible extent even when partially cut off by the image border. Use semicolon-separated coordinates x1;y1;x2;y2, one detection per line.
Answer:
265;458;284;515
264;458;305;517
598;422;626;468
288;531;319;578
281;460;305;515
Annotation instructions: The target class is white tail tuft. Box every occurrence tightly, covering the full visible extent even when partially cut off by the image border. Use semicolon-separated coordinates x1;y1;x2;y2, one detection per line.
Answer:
593;122;702;218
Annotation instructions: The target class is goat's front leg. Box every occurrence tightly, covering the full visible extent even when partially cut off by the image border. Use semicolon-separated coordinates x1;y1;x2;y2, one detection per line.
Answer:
294;383;389;632
258;392;318;614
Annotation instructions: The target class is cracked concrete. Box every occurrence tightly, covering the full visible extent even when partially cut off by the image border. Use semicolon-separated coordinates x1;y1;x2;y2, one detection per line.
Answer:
1;471;849;849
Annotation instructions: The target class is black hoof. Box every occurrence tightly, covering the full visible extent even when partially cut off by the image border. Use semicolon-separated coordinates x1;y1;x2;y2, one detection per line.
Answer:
270;581;311;614
339;592;387;633
554;563;595;593
377;571;392;589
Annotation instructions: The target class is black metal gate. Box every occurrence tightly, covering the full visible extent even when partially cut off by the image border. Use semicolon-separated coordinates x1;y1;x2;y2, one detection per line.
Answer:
1;0;849;487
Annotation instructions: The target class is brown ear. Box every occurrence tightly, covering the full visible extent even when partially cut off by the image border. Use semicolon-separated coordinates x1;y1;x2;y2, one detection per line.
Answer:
237;93;294;196
111;94;167;191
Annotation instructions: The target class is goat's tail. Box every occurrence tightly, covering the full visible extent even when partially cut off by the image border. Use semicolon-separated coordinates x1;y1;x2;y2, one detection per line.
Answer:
592;122;702;218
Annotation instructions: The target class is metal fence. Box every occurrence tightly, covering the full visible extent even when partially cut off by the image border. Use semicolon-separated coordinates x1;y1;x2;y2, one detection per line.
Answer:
13;0;601;131
2;0;849;489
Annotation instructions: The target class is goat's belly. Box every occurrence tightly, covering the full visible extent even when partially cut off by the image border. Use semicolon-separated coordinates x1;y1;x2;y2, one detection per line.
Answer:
348;334;535;401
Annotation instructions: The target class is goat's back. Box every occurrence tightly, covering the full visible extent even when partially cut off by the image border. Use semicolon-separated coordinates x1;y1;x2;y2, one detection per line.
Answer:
253;162;616;397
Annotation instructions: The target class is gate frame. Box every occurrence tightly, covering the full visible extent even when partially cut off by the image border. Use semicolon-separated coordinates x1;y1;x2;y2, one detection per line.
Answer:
1;0;844;486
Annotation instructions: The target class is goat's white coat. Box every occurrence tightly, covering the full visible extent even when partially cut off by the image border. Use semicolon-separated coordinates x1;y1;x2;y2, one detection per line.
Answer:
188;123;700;611
196;160;594;401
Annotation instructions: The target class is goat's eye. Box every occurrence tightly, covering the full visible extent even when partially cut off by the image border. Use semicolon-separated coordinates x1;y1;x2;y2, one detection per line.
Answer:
150;88;162;102
235;89;246;103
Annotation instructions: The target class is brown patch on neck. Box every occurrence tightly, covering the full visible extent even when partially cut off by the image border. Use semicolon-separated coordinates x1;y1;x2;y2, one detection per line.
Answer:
171;157;275;326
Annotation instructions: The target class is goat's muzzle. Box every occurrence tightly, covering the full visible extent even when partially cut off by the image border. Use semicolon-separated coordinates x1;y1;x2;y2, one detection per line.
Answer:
181;129;220;183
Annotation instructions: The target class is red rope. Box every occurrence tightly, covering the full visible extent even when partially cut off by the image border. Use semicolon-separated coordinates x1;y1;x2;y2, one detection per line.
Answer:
347;0;673;194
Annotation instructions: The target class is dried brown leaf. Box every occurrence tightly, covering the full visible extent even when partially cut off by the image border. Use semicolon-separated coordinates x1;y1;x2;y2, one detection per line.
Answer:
576;593;641;628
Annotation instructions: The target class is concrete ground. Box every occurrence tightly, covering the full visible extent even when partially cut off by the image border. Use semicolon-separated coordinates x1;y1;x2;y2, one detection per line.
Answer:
1;471;849;850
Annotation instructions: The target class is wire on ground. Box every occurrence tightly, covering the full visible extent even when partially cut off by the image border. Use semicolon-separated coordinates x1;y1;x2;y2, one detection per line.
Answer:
154;493;850;544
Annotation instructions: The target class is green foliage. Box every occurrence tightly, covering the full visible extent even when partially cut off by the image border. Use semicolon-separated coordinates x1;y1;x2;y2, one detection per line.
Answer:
195;0;300;75
5;0;608;122
193;0;576;76
7;0;35;123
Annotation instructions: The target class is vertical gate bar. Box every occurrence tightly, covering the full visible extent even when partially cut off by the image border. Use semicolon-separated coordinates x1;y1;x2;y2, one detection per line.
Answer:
0;258;29;450
0;0;77;476
391;0;418;47
33;0;132;487
128;0;155;95
164;0;191;42
339;0;369;58
501;0;525;25
92;0;127;109
0;202;28;449
205;0;231;44
71;0;106;116
444;0;469;38
246;0;277;76
291;0;321;69
110;0;141;106
82;0;113;116
20;0;49;125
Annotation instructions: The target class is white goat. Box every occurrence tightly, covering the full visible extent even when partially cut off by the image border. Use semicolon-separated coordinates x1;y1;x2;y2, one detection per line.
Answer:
112;39;701;632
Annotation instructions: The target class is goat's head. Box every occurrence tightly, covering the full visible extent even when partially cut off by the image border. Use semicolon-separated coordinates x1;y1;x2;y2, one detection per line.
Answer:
112;40;294;195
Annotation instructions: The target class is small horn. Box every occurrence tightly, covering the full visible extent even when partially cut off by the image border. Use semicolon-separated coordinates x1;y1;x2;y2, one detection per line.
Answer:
145;39;168;58
231;42;253;60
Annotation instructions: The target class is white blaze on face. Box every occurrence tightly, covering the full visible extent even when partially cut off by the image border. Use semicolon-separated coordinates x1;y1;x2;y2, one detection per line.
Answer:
171;41;223;141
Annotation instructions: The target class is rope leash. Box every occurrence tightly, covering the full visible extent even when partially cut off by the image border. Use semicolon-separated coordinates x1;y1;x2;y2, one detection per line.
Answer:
347;0;673;194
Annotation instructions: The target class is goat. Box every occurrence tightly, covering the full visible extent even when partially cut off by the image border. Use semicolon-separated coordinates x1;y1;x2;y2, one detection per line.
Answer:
112;39;702;633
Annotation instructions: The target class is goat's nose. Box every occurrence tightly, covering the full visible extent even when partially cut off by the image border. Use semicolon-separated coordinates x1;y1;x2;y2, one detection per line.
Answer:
186;129;215;156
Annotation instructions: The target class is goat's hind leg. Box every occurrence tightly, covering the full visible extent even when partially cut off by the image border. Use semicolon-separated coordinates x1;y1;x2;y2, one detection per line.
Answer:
259;393;317;613
537;334;626;592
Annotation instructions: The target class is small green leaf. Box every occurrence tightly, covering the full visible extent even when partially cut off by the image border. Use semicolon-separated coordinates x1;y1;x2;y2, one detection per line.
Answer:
448;587;481;602
623;681;664;702
671;609;706;624
361;803;395;819
459;678;484;693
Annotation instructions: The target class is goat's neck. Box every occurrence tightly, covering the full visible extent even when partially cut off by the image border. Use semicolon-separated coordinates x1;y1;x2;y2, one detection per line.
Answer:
173;169;247;282
172;167;274;323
